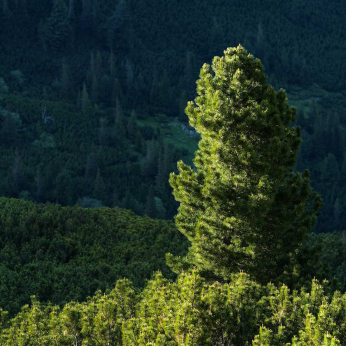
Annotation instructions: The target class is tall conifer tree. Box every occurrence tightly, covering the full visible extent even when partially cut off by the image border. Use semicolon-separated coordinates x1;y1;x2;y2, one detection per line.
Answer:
61;61;72;99
44;0;71;51
170;46;322;283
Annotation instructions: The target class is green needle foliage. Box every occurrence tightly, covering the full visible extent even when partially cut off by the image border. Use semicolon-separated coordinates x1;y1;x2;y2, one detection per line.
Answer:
1;272;346;345
170;46;322;283
0;198;188;316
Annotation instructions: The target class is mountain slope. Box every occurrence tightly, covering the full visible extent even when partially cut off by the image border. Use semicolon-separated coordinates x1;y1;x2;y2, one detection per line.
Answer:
0;198;188;315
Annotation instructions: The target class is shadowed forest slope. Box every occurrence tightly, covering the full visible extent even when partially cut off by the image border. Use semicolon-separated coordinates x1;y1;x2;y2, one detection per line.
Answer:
0;0;346;231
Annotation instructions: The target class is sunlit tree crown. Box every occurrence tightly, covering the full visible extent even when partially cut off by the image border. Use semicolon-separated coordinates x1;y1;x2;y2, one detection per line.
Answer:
170;45;322;283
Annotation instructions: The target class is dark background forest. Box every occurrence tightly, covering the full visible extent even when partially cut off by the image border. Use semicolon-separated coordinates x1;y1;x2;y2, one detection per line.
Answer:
1;0;346;232
2;3;346;343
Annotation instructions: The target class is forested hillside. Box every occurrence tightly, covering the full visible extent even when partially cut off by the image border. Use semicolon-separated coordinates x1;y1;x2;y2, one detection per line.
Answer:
1;197;346;318
0;77;345;342
1;0;346;231
1;14;346;341
0;198;188;316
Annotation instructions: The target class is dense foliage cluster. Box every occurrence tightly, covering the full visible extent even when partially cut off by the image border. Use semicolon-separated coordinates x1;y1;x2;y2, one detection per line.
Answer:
0;272;344;345
0;196;345;319
170;46;321;283
297;106;346;232
1;0;346;341
297;231;346;291
0;0;346;231
0;198;188;316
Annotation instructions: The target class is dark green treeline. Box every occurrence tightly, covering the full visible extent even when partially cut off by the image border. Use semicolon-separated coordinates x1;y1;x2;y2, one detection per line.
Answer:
1;0;346;231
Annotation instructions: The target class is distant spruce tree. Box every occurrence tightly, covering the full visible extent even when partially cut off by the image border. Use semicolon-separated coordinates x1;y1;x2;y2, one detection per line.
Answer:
54;169;73;206
145;185;157;218
60;61;73;99
44;0;71;52
93;169;106;202
169;46;322;283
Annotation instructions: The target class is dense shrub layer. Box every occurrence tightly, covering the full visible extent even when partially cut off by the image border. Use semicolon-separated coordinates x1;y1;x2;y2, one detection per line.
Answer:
0;198;188;315
0;271;344;345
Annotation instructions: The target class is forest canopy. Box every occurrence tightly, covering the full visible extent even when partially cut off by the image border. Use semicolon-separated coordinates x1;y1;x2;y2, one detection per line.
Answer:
0;46;345;344
1;0;346;342
0;0;346;231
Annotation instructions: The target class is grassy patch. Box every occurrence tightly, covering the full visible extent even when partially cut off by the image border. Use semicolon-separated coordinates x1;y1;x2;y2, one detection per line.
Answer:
137;114;199;164
286;84;346;117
